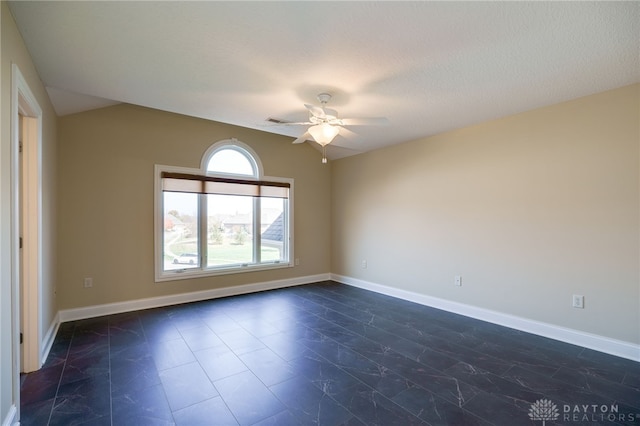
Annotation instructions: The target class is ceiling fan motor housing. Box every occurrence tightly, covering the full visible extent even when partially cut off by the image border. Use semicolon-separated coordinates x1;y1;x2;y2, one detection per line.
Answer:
317;93;332;104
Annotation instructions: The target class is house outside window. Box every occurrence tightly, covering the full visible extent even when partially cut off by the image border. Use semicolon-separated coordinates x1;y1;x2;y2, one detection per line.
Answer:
155;139;293;281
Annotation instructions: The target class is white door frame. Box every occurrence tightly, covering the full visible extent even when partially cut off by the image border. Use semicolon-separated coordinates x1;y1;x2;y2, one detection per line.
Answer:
11;63;43;411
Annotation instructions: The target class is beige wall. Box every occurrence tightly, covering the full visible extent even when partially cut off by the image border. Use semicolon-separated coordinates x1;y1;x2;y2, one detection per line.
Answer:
332;84;639;345
57;104;331;309
1;11;637;425
1;1;58;422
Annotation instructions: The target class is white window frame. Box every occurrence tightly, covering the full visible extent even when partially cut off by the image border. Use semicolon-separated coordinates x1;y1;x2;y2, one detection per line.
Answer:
154;139;294;282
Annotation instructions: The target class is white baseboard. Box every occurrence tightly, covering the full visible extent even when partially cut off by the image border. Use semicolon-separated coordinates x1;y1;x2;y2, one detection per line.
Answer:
59;273;330;323
40;313;60;367
332;274;640;363
1;405;17;426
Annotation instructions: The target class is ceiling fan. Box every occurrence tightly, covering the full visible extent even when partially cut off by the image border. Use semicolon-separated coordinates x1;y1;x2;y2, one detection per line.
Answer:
268;93;388;163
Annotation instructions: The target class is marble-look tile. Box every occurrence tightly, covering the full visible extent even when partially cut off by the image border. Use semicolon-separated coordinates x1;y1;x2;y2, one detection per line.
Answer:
421;325;487;350
178;325;225;352
111;383;175;426
383;335;459;372
173;396;238;426
142;321;183;343
238;347;297;387
473;341;560;376
200;313;243;334
249;410;302;426
259;332;309;361
108;311;141;326
502;364;603;408
159;361;219;411
553;366;640;410
23;281;640;426
313;308;365;332
20;364;64;405
391;386;491;426
623;370;640;391
55;372;110;399
401;364;480;409
346;337;455;396
19;397;55;426
110;354;161;394
237;318;282;338
445;361;545;406
109;340;153;364
167;312;208;333
288;351;362;397
59;350;110;385
305;338;413;400
66;337;109;361
333;383;426;425
485;332;629;384
287;322;324;341
296;313;337;331
578;347;640;375
149;337;196;371
270;376;356;425
72;318;109;334
423;339;514;376
56;321;75;339
194;346;248;382
110;342;157;384
50;374;111;426
109;324;146;348
501;329;584;358
48;413;111;426
42;338;71;368
214;370;285;426
360;367;416;400
457;389;535;426
265;316;306;333
341;322;399;348
217;328;266;354
365;351;479;408
312;323;362;348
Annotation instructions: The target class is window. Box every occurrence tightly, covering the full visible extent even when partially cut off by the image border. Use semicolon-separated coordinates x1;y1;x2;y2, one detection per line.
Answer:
155;140;293;281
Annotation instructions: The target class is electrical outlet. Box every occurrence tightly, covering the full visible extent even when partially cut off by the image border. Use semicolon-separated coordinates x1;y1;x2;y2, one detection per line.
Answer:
83;277;93;288
455;275;462;286
572;294;584;309
362;260;367;269
295;258;300;266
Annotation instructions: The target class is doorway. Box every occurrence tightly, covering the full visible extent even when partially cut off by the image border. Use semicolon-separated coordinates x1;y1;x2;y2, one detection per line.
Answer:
11;64;43;416
18;111;40;374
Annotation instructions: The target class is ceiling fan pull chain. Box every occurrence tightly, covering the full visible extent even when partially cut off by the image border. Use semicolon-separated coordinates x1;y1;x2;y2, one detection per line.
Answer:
322;145;327;164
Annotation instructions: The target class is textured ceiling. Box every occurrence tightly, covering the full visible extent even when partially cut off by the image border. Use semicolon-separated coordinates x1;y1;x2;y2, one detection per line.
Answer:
8;1;640;159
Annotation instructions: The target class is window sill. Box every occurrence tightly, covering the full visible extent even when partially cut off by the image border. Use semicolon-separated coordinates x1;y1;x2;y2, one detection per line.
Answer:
155;261;294;283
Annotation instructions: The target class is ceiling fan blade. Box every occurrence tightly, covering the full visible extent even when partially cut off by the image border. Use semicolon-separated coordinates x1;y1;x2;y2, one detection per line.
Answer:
277;121;314;126
305;104;326;119
292;132;311;144
337;126;358;139
340;117;389;126
265;117;314;126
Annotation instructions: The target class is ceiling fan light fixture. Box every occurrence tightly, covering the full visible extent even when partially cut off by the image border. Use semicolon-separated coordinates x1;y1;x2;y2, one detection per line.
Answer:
308;123;339;146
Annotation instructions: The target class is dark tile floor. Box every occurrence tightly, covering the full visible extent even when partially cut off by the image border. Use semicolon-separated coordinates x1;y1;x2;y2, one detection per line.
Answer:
20;281;640;425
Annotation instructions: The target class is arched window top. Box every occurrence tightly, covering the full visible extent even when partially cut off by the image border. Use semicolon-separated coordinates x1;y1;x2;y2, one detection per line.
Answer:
208;148;254;176
201;139;262;178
